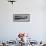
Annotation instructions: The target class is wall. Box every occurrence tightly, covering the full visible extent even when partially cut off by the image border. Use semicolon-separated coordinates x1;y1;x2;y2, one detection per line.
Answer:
0;0;46;41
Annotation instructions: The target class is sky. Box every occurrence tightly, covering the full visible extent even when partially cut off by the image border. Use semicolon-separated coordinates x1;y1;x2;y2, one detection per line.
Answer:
0;0;46;42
